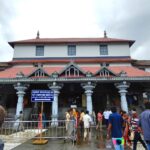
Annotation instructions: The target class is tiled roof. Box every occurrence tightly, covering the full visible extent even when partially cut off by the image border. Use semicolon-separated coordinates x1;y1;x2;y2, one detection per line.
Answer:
0;65;150;78
132;60;150;66
82;66;150;77
80;67;100;74
10;57;132;64
9;37;135;47
0;67;36;78
43;67;64;74
108;66;150;77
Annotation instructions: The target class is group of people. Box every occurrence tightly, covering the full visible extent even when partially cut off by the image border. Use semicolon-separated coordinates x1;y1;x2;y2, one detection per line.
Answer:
65;108;92;142
12;102;150;150
107;102;150;150
65;102;150;150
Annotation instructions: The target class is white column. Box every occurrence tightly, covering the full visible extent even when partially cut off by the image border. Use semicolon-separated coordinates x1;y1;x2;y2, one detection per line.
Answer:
14;83;28;116
115;81;130;113
48;82;63;126
82;82;95;115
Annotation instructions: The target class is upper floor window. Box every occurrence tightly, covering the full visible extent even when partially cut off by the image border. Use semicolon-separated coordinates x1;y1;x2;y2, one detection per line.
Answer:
36;45;44;56
68;45;76;56
100;45;108;55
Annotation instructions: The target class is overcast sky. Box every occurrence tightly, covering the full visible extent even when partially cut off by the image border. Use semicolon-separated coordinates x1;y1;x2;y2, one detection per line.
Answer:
0;0;150;62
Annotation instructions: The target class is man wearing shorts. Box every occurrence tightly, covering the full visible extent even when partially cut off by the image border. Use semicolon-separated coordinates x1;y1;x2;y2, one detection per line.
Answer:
107;106;124;150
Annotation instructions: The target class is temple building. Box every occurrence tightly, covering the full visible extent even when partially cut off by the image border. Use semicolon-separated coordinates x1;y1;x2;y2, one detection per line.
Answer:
0;31;150;121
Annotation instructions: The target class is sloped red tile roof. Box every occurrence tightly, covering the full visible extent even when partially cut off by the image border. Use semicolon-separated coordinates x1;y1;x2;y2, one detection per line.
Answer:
43;67;64;74
9;37;135;47
0;65;149;78
80;67;100;74
0;67;36;78
81;66;150;77
108;66;150;77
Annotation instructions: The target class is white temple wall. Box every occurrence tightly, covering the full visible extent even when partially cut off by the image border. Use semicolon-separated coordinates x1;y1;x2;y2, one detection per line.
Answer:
13;43;130;58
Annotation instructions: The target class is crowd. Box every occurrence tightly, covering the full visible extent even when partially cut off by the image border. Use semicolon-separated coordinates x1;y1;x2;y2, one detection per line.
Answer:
106;102;150;150
65;101;150;150
0;101;150;150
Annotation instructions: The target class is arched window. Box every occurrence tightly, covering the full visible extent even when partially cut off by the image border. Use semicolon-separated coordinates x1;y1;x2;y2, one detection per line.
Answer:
65;66;79;77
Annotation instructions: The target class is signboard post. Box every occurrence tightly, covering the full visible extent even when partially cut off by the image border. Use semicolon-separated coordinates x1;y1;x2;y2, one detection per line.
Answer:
32;90;54;145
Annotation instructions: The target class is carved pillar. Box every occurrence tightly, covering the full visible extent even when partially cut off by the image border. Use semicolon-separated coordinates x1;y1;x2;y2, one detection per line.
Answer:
81;82;96;115
48;82;63;125
115;81;130;113
14;83;29;116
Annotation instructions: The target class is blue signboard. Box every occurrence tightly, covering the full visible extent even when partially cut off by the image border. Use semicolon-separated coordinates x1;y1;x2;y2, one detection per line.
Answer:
31;90;54;102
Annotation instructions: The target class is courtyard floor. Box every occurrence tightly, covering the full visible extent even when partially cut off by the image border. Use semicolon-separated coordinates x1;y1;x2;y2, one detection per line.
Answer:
3;129;132;150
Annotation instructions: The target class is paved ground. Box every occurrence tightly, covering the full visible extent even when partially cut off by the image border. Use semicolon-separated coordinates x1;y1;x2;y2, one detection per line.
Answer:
11;131;131;150
2;126;145;150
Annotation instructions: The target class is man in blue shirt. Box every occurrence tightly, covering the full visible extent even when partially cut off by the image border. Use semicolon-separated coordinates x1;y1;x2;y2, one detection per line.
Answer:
107;106;124;150
139;102;150;150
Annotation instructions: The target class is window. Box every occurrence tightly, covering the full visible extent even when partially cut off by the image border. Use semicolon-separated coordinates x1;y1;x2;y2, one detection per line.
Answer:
68;45;76;56
100;45;108;55
65;66;79;77
36;46;44;56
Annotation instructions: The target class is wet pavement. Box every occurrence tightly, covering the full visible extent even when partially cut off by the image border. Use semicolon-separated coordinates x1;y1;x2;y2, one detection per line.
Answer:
10;129;132;150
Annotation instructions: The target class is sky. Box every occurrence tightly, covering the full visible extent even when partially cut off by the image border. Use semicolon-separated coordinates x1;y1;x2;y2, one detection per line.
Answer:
0;0;150;62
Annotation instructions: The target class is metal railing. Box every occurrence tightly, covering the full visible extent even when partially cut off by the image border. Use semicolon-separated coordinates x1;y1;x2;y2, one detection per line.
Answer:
0;120;76;144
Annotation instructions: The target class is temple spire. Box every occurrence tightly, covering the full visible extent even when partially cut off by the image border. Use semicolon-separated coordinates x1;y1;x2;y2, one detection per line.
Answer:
104;30;107;38
36;30;40;39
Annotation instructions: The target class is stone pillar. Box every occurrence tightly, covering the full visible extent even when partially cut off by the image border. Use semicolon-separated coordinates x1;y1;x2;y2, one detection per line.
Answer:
14;83;29;116
81;82;95;115
33;102;38;114
115;81;130;113
48;82;63;125
145;89;150;101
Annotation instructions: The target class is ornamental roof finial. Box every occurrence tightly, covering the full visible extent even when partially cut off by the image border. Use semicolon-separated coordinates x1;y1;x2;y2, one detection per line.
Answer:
104;30;107;38
36;30;40;39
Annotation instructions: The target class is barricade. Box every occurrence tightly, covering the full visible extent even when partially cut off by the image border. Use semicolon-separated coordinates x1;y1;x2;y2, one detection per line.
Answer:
0;120;76;144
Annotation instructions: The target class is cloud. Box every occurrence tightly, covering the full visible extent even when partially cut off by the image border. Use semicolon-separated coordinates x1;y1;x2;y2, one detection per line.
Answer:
94;0;150;59
0;0;17;39
10;0;102;39
0;0;150;61
0;0;17;61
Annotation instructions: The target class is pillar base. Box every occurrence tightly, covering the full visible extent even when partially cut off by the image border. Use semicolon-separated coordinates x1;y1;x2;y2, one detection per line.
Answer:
51;120;58;126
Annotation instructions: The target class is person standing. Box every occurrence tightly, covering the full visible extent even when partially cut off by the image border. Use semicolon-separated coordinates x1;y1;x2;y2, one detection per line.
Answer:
91;110;96;125
123;112;131;147
107;106;124;150
83;110;92;142
97;110;103;132
130;108;147;150
79;110;85;138
103;108;112;127
65;111;70;131
139;102;150;150
17;111;24;131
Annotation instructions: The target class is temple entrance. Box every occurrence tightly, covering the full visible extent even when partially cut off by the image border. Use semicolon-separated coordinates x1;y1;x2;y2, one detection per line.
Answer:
59;83;84;119
93;83;119;114
93;94;107;114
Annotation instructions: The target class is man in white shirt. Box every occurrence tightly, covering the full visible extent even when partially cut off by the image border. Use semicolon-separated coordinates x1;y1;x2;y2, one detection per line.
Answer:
103;108;112;127
83;110;92;141
65;111;70;131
